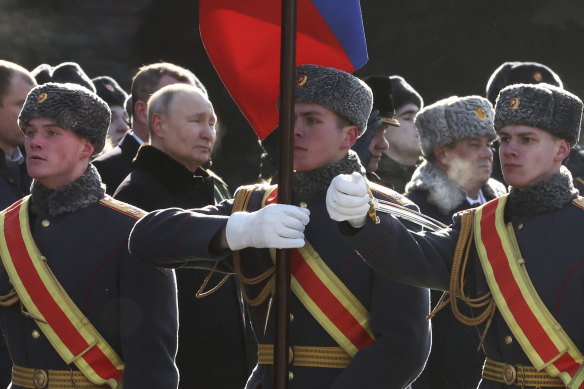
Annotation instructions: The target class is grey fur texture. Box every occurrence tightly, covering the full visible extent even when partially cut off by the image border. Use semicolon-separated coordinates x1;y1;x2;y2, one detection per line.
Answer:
494;83;582;146
295;65;372;134
415;95;496;157
19;82;111;155
293;149;364;200
29;164;106;218
405;160;506;215
508;165;578;217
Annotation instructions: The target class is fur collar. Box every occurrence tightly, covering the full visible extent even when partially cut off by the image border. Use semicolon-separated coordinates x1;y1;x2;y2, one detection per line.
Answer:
293;150;365;200
405;160;505;215
507;165;578;218
30;164;105;218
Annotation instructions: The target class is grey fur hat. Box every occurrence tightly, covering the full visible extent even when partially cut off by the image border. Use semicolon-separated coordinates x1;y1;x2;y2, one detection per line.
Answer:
19;83;111;156
494;83;582;146
295;65;373;134
416;95;496;158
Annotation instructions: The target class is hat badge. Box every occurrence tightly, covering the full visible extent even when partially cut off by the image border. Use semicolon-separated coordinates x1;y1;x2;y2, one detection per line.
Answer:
475;107;488;120
296;74;307;86
105;84;115;92
533;71;543;82
37;92;48;103
509;97;520;110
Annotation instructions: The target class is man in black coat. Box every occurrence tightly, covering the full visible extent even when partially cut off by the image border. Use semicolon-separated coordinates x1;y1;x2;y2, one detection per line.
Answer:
93;62;206;195
114;83;252;389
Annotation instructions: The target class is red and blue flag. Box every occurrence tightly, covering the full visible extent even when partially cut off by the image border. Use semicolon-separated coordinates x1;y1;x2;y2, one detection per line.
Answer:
199;0;368;140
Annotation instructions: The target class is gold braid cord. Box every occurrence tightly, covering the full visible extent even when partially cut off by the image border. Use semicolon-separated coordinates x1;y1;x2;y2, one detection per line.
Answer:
226;186;275;307
427;210;496;352
0;288;18;306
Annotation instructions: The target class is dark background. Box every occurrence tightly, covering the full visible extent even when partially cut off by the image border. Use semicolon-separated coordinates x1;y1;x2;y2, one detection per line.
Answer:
3;0;584;191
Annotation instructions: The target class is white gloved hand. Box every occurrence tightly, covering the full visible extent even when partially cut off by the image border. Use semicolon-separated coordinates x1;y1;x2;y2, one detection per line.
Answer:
326;172;371;228
226;204;310;250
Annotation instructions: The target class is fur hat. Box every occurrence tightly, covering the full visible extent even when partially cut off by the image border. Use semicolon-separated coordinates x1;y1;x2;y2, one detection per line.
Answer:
19;83;110;155
416;95;496;158
295;65;372;134
494;83;582;146
50;62;96;93
390;75;423;111
485;61;562;105
92;76;128;107
31;64;52;85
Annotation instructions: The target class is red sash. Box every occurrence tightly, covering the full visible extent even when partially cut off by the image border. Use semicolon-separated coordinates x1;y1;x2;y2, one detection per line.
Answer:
475;196;584;388
263;187;374;357
0;197;124;388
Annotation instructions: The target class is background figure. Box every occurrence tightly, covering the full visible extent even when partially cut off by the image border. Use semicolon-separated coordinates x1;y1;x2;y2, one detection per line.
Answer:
92;75;130;149
114;84;254;389
93;62;205;195
352;75;398;181
405;96;506;389
2;82;178;388
30;62;96;92
375;75;424;193
0;59;36;389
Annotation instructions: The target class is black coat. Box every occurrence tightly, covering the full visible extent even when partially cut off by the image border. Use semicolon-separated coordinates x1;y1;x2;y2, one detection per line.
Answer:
114;146;254;389
128;182;431;389
93;132;140;195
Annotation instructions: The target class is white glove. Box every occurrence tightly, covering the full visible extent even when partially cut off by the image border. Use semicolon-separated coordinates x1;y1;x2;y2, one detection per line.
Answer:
326;172;370;228
226;204;310;250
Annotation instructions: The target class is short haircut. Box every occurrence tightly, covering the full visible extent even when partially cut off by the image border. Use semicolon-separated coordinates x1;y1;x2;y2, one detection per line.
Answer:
0;60;36;106
131;62;206;120
147;83;208;137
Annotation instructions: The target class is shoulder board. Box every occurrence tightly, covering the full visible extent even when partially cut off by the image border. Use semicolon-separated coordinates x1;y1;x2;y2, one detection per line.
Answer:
99;197;147;219
368;181;411;207
572;197;584;211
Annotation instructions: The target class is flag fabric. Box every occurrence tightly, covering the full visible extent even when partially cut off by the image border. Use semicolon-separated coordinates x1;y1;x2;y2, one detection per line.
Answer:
199;0;368;140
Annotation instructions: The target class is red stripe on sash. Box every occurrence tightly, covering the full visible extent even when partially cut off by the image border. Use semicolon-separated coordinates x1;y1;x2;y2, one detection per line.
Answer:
3;203;123;382
479;199;580;379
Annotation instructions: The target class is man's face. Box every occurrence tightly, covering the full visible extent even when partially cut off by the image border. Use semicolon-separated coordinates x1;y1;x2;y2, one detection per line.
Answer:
0;75;34;151
293;102;356;172
157;91;216;172
366;124;389;172
440;135;493;192
499;125;568;189
108;105;130;146
385;103;421;157
23;118;93;189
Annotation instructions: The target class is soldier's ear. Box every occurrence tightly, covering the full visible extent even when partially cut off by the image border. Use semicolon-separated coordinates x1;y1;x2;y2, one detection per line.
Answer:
554;138;571;163
342;125;359;149
80;139;94;160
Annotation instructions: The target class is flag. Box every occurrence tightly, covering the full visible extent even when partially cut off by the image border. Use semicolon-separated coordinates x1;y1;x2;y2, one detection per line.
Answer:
199;0;368;140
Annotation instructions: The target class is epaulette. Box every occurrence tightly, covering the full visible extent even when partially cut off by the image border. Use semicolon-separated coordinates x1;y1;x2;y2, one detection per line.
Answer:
368;181;412;207
572;196;584;211
99;196;147;220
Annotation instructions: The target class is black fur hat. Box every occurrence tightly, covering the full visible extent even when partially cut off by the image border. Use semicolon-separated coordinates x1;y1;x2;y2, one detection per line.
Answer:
494;83;582;146
486;61;562;105
390;76;423;111
92;76;128;107
50;62;96;93
31;64;52;85
19;83;110;155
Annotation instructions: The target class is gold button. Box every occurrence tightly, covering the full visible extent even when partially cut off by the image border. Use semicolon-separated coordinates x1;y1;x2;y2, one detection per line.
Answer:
517;223;524;231
32;329;40;339
289;346;294;365
504;335;513;344
41;219;50;227
32;368;48;388
299;202;307;209
289;313;294;322
288;371;294;380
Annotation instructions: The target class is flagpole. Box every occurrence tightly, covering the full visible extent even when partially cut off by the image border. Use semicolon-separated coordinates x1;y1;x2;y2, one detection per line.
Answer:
274;0;297;387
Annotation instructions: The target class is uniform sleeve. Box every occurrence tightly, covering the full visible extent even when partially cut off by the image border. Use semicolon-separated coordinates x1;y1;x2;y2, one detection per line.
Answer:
331;275;431;389
128;200;235;270
343;211;459;292
120;252;179;388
